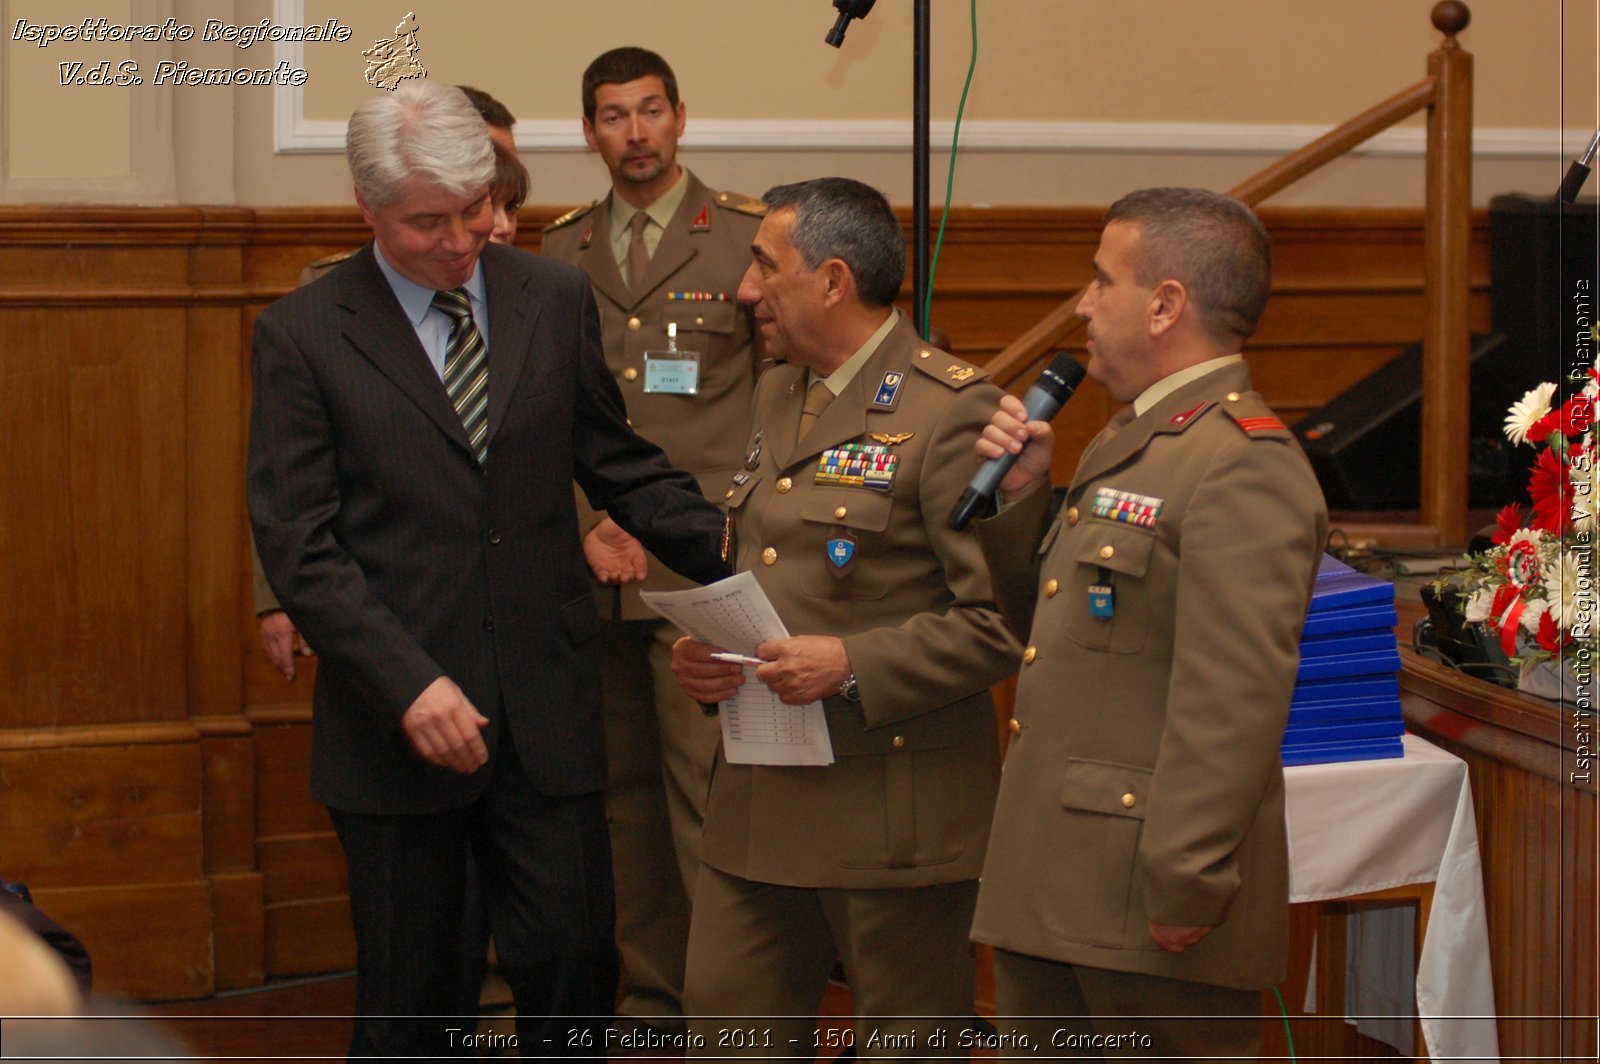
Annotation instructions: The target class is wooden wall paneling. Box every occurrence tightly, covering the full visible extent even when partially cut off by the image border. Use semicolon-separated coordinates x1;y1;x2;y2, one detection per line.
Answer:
0;731;211;999
0;302;188;730
250;716;353;977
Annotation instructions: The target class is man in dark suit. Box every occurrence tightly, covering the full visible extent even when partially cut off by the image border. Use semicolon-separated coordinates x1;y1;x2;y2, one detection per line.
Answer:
247;81;727;1060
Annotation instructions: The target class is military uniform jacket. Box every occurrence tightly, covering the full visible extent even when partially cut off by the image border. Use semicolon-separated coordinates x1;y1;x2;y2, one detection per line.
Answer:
970;362;1327;990
703;316;1023;890
543;172;765;620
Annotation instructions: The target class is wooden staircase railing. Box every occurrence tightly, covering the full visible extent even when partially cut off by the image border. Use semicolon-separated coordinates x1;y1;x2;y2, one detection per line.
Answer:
983;1;1475;548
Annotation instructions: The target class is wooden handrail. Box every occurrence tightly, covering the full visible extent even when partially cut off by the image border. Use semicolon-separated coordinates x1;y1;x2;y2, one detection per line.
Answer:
983;2;1475;547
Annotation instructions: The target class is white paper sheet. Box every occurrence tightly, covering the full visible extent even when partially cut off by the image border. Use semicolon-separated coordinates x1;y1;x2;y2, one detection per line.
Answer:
640;572;833;766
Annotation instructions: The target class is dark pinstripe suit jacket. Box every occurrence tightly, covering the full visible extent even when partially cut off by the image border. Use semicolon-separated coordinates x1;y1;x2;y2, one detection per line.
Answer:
248;241;727;814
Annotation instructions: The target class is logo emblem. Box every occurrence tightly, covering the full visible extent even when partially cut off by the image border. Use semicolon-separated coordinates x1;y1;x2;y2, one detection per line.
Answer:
364;12;426;90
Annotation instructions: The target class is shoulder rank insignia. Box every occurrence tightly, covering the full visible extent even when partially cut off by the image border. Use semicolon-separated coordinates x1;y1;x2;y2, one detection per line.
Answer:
543;199;599;233
690;204;710;231
946;365;975;383
872;371;905;408
1092;486;1164;529
869;431;915;445
1235;416;1288;435
1169;401;1210;427
717;191;769;218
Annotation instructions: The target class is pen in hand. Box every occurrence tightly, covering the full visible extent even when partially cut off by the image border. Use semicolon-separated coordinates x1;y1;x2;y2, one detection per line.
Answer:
709;652;768;667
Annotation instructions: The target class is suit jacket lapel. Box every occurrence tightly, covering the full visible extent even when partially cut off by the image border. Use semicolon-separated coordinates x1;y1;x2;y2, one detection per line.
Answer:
481;244;540;451
764;363;807;472
575;196;632;310
338;246;472;454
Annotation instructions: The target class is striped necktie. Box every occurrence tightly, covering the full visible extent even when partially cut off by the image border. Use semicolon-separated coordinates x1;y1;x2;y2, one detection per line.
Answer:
431;288;489;466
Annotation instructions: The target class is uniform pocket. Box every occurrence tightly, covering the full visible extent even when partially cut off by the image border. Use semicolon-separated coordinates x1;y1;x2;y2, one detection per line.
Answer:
1038;758;1153;946
1063;523;1154;654
797;490;893;601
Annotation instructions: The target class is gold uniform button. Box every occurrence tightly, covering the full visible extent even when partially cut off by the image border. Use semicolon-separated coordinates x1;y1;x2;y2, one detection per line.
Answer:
1044;578;1059;598
918;349;932;359
1023;645;1037;665
1067;506;1080;525
627;317;642;331
1121;792;1137;808
695;315;706;327
776;477;793;494
622;367;639;382
1008;718;1021;736
1226;391;1241;402
892;735;906;749
1099;544;1115;560
762;547;778;566
834;506;848;519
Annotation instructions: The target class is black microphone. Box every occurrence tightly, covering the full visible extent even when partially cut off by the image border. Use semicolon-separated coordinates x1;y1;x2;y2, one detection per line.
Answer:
1559;129;1600;205
949;352;1087;531
825;0;877;47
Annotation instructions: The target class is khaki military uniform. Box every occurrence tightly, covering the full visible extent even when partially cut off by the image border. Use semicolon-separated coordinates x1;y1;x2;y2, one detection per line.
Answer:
971;362;1327;1058
541;172;764;1028
684;316;1022;1059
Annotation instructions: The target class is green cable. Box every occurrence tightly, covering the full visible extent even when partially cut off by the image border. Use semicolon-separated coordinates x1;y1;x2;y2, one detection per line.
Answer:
922;0;979;334
1273;984;1298;1063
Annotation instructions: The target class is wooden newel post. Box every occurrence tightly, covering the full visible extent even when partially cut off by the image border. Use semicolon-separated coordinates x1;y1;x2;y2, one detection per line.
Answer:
1422;0;1473;546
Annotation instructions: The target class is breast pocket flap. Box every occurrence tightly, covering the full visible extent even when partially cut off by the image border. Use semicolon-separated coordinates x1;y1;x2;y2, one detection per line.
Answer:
800;490;892;532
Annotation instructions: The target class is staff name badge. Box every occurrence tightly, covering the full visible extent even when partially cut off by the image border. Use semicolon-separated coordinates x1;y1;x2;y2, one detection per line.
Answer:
643;321;701;395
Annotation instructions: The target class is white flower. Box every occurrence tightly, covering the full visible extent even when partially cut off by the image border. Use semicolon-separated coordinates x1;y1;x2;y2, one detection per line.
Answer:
1504;382;1556;445
1521;598;1549;634
1541;550;1591;633
1464;587;1494;624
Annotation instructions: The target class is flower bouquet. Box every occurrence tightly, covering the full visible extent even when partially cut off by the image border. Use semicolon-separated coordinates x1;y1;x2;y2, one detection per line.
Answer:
1434;375;1599;700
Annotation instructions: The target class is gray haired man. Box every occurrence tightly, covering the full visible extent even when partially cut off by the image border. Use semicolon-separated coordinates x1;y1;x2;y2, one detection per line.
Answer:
248;81;726;1060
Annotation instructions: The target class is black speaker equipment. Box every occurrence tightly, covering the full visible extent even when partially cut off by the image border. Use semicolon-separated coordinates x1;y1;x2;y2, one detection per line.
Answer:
1295;194;1599;512
1294;333;1513;510
1489;193;1599;391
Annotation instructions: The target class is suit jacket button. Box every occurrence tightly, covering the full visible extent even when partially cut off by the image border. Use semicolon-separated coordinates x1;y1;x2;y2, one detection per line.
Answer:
776;477;793;493
623;367;639;382
1044;578;1059;598
1067;506;1080;525
762;547;778;566
488;529;502;545
628;317;642;331
1121;792;1137;808
1022;645;1037;665
483;618;496;632
1008;718;1021;736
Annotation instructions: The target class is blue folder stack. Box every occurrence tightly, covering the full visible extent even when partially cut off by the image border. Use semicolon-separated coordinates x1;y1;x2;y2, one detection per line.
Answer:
1282;555;1405;766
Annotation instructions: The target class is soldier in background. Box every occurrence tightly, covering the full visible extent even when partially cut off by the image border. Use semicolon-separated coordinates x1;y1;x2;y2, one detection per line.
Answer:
540;46;766;1037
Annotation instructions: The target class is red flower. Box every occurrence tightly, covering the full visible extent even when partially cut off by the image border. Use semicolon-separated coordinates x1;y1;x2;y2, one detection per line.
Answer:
1526;447;1569;535
1526;411;1560;445
1561;394;1596;436
1491;504;1525;545
1536;608;1570;653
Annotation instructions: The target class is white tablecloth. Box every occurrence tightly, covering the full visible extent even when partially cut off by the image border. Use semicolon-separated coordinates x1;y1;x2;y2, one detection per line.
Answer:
1284;732;1500;1062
